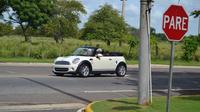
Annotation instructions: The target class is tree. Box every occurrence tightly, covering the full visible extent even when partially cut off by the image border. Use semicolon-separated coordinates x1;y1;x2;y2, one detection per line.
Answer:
0;22;13;36
125;25;139;58
0;0;7;14
182;36;199;61
81;4;128;46
13;26;40;37
127;35;138;59
150;34;159;58
127;25;140;38
41;0;86;43
191;10;200;18
191;10;200;37
155;33;167;41
150;27;159;58
0;0;55;42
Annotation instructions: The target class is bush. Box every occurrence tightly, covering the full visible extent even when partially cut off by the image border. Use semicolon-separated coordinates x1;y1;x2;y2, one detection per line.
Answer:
181;36;199;61
0;35;199;62
0;23;13;36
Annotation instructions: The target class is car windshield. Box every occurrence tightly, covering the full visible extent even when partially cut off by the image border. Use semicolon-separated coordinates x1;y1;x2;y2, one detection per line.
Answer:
72;48;94;56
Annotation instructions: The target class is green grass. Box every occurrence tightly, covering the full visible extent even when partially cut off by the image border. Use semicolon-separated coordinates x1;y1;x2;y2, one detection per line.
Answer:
0;57;200;66
126;60;200;66
92;95;200;112
0;57;53;63
0;35;134;59
0;35;199;66
151;60;200;66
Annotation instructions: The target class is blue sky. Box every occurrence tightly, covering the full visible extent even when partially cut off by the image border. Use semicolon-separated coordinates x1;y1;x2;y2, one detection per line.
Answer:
79;0;200;35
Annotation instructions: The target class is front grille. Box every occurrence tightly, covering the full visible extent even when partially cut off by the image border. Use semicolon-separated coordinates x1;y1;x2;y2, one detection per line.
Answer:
55;61;70;65
55;68;69;72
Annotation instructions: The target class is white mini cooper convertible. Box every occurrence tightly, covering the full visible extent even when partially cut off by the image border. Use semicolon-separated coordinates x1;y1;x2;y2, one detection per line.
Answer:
52;47;127;77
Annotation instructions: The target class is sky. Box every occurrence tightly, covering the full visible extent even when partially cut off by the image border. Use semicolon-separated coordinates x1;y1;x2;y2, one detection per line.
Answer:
79;0;200;35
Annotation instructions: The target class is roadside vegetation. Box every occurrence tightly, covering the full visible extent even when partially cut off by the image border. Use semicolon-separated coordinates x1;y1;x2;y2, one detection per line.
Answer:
91;96;200;112
0;0;199;65
0;35;200;66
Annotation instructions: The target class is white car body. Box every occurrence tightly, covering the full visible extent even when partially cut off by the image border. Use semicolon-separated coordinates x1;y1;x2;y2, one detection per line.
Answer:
52;47;127;77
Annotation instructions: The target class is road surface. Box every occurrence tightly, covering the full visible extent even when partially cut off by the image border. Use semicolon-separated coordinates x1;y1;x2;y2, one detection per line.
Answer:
0;64;200;112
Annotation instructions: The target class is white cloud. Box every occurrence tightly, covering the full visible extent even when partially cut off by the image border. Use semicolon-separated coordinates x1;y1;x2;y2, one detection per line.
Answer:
79;0;199;35
126;3;139;16
113;4;119;10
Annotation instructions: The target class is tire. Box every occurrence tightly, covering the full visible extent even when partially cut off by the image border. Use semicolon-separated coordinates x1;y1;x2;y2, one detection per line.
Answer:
55;73;64;76
116;64;127;77
78;64;90;77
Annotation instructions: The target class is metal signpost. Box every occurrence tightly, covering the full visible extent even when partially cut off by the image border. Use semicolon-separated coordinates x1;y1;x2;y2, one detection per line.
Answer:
162;4;189;112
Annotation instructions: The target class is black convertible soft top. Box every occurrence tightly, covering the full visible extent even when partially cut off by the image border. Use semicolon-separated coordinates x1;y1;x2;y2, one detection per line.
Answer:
81;46;124;56
103;52;123;56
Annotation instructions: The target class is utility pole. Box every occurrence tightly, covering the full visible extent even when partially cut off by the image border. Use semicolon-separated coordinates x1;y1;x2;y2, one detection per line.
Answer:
138;0;152;105
119;0;126;47
121;0;126;17
198;16;200;35
147;0;153;104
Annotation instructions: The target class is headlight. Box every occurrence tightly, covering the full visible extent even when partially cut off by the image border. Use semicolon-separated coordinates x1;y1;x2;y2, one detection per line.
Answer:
72;58;80;64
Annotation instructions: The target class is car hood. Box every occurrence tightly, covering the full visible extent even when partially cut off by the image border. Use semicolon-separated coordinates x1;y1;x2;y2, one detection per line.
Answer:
55;56;82;62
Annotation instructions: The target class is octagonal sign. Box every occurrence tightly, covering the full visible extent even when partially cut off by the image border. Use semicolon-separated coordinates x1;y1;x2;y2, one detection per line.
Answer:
162;5;189;41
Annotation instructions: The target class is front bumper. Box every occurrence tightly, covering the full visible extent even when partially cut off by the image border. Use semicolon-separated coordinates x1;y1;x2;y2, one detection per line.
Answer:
52;64;78;74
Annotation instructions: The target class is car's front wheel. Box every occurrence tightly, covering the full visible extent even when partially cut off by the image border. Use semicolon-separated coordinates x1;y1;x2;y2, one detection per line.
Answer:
78;64;90;77
116;64;127;77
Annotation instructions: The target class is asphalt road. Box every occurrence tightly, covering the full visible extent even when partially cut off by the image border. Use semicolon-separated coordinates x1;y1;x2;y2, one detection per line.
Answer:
0;64;200;112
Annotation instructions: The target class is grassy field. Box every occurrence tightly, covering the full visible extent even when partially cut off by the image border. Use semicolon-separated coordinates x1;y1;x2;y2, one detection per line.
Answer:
0;57;200;66
0;57;53;63
127;60;200;66
92;96;200;112
0;35;199;65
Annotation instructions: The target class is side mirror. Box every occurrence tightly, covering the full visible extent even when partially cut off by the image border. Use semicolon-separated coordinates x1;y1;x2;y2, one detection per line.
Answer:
96;53;103;58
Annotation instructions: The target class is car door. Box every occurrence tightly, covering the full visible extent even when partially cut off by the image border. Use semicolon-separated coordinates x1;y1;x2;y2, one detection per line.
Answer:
102;56;116;71
91;56;115;71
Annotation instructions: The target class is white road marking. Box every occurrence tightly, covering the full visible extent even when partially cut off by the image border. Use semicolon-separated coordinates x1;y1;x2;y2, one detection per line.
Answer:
0;103;85;112
6;71;16;74
84;90;137;93
153;88;200;92
76;107;85;112
84;88;200;93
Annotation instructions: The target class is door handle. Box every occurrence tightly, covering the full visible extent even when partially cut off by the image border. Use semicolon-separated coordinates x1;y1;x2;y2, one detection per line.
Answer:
109;58;112;60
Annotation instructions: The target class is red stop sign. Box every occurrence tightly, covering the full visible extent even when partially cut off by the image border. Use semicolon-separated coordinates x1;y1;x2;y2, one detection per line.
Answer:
162;5;189;41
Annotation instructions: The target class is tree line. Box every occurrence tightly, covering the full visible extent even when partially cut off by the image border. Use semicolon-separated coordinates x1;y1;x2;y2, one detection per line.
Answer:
0;0;199;61
0;0;139;45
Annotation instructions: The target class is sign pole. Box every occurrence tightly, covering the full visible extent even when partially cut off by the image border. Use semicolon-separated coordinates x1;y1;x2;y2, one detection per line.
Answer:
166;41;175;112
162;4;188;112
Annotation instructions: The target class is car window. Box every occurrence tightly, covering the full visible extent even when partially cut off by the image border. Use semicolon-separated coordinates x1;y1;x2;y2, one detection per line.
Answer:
72;48;94;56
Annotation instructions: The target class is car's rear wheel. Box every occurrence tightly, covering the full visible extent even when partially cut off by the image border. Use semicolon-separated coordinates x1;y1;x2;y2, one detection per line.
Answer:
55;73;64;76
78;64;90;77
116;64;127;77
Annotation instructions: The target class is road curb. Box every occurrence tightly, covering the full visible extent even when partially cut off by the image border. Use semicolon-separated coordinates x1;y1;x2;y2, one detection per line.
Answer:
0;62;52;67
84;102;94;112
127;64;200;69
0;62;200;69
0;103;85;112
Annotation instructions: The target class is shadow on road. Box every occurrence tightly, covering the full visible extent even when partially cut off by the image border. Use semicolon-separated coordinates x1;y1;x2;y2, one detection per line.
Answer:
20;77;91;103
50;74;118;78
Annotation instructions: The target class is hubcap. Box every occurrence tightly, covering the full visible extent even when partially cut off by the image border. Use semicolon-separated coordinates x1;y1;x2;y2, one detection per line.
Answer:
119;66;126;76
81;65;89;76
